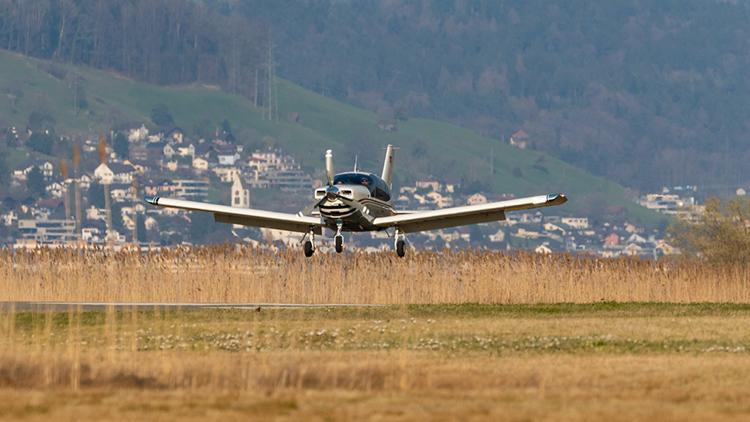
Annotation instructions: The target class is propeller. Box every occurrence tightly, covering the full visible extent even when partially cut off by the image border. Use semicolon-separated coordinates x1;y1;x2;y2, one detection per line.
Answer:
300;149;337;216
325;149;334;186
301;195;328;216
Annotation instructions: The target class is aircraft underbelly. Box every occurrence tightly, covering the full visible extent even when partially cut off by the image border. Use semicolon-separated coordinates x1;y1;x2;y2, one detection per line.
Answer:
319;198;393;232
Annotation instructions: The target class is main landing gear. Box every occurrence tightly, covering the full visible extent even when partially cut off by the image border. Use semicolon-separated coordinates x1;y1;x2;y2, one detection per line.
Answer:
334;222;344;254
395;228;406;258
304;228;315;257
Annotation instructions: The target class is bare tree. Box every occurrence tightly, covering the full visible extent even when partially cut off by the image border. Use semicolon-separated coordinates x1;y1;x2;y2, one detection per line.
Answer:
668;197;750;264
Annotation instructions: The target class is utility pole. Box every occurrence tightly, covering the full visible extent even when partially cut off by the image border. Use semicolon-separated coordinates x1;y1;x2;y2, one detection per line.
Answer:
490;147;495;176
254;68;259;108
99;134;113;247
60;159;71;220
72;143;82;238
131;178;138;246
266;38;278;122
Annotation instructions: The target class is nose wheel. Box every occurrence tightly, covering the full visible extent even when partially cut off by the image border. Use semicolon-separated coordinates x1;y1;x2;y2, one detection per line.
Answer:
334;222;344;253
303;228;316;257
304;240;314;257
335;235;343;253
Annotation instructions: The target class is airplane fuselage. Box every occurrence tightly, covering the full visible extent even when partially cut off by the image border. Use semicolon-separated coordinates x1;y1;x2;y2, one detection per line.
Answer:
314;172;396;232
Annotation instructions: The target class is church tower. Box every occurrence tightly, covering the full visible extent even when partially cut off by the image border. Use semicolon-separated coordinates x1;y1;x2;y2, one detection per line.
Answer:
231;173;250;209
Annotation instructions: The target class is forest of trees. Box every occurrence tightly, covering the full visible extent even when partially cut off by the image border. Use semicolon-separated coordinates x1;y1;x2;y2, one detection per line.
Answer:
0;0;268;97
233;0;750;191
1;0;750;191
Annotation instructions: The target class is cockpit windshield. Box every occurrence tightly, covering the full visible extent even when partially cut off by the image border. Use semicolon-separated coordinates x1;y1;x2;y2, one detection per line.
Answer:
334;173;374;187
333;172;391;201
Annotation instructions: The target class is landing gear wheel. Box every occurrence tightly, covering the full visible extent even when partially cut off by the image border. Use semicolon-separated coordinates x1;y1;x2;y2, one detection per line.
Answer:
304;240;314;257
335;235;343;253
396;239;406;258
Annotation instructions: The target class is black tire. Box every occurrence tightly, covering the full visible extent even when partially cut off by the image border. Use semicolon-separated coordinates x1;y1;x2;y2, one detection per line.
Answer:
396;239;406;258
335;235;343;253
304;241;314;257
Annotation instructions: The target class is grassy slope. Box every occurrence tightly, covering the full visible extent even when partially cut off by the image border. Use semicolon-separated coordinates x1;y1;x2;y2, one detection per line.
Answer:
0;49;662;225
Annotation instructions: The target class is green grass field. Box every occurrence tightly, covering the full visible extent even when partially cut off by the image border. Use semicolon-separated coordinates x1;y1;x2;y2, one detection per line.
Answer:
0;48;662;225
1;303;750;420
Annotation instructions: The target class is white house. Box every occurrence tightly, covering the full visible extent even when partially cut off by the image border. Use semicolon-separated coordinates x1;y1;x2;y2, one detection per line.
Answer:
11;167;31;183
248;150;298;173
169;129;184;144
561;217;589;230
514;228;542;239
109;163;135;184
622;243;644;256
110;188;130;203
177;144;195;158
192;157;209;171
543;222;566;235
415;179;441;191
626;233;648;244
535;243;552;254
79;174;92;190
94;163;115;184
467;193;488;205
163;144;175;159
81;227;102;242
39;161;54;178
128;125;149;142
214;167;241;183
144;216;158;231
1;210;17;226
218;152;241;166
489;228;506;243
45;182;65;198
86;206;103;221
426;191;453;208
509;129;529;149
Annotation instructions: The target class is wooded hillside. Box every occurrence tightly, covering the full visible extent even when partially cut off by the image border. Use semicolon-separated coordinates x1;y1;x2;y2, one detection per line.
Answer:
0;0;268;97
236;0;750;191
1;0;748;191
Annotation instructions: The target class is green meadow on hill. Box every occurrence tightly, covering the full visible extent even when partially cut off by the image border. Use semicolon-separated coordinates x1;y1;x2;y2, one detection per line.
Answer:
0;48;661;224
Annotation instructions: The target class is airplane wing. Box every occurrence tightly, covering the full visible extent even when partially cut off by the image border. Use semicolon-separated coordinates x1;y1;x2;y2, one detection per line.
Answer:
145;196;323;234
373;193;567;233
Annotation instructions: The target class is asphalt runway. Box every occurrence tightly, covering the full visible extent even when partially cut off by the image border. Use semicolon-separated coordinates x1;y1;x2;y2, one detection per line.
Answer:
1;302;383;311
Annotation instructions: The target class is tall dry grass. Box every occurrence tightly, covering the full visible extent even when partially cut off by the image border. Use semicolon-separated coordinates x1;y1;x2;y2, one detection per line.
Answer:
0;246;747;304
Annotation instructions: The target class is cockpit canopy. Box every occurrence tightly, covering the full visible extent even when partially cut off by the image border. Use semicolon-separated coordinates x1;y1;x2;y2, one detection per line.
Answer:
333;172;391;201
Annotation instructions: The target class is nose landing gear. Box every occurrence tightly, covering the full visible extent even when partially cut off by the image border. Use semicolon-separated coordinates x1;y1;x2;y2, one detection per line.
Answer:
334;222;344;253
303;228;316;257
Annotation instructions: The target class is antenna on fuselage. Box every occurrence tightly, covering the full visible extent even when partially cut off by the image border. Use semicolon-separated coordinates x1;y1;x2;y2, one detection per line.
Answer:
353;155;359;172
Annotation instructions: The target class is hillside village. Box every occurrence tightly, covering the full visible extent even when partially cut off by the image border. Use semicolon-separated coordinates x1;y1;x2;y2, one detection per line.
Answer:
0;122;714;258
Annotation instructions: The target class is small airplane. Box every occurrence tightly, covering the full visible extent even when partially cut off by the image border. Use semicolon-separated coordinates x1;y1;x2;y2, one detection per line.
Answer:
145;145;567;257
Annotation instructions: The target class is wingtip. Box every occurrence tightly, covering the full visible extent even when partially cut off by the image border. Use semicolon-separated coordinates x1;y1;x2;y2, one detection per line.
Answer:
547;193;568;204
144;196;159;205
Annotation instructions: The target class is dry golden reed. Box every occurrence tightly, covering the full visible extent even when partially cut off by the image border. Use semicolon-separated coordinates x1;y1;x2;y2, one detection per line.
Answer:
0;246;748;304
